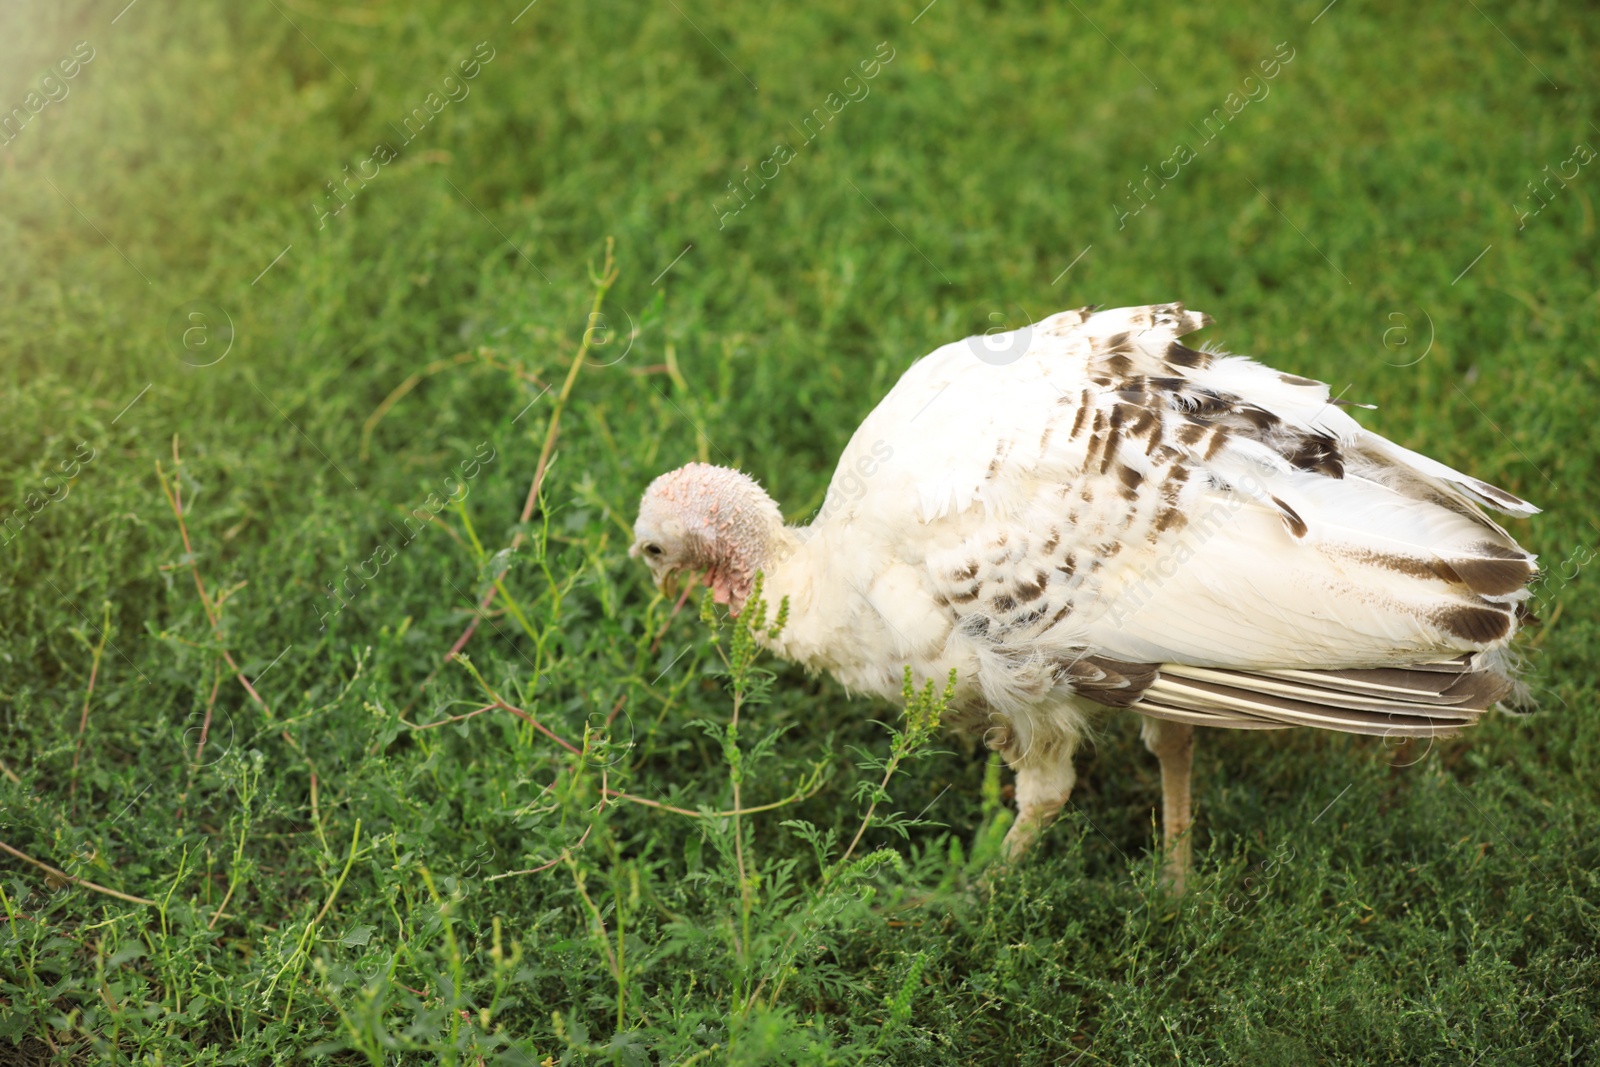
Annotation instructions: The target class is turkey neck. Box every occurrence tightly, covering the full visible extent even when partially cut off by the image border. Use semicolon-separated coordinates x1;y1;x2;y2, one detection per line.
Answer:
748;523;836;668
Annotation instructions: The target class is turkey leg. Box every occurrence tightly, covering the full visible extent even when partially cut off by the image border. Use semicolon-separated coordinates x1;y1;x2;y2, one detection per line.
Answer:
1141;717;1195;894
1000;753;1077;862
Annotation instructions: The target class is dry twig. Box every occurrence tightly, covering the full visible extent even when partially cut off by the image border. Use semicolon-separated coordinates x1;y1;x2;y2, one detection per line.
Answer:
69;601;111;806
0;838;156;907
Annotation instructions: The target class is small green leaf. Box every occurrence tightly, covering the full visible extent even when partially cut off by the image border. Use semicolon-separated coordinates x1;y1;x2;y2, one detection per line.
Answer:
338;924;375;947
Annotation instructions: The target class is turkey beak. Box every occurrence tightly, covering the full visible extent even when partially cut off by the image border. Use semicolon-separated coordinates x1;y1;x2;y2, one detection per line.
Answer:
631;540;681;597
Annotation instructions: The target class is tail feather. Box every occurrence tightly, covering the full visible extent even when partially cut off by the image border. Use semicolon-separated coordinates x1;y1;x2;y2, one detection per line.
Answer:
1132;657;1512;737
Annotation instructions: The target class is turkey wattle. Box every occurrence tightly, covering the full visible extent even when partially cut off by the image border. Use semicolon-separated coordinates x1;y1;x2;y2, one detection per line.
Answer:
629;303;1539;891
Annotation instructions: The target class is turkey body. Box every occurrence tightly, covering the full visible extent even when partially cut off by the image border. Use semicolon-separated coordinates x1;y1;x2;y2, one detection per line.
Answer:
632;302;1539;885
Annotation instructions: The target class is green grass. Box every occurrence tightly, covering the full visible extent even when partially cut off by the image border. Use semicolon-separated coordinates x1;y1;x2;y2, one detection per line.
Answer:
1;0;1597;1062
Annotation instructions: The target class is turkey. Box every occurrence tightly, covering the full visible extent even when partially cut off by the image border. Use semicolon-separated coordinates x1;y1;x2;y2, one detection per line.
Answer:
629;303;1539;891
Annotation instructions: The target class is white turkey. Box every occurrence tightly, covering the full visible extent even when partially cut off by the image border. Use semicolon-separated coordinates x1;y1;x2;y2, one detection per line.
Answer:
629;303;1538;891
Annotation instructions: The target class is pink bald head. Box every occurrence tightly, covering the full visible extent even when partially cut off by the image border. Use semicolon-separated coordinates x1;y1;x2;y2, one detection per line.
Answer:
630;463;787;613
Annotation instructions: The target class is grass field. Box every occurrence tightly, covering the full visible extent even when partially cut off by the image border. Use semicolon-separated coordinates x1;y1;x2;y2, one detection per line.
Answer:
1;0;1597;1062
